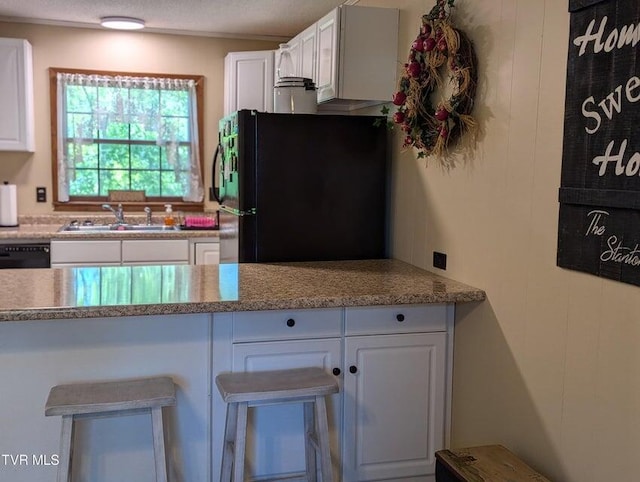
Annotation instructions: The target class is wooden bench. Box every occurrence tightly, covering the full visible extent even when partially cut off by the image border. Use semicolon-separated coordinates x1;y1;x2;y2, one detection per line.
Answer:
435;444;551;482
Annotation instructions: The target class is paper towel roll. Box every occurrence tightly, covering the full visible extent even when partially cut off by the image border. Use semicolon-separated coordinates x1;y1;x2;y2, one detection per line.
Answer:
0;182;18;227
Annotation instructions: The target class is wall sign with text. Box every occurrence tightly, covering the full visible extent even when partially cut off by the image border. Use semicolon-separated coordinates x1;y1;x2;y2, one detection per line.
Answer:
558;0;640;287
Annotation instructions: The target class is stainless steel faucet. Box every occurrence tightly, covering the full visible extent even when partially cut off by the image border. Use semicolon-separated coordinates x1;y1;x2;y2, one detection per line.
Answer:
102;203;126;224
144;206;152;225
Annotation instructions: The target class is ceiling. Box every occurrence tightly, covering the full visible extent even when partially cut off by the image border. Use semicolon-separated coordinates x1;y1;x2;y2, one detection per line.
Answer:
0;0;359;40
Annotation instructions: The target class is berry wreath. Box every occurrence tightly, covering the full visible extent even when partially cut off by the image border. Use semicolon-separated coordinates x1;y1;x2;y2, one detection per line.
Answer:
389;0;478;165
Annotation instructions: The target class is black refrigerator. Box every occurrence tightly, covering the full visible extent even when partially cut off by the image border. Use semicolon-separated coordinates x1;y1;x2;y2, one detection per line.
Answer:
217;110;389;263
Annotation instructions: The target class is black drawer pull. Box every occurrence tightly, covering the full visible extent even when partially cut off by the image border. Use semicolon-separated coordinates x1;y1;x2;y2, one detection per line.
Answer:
396;313;405;322
286;318;295;327
349;365;358;374
332;367;341;376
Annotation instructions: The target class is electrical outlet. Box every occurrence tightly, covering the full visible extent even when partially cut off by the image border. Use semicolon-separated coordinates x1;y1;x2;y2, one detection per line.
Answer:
36;186;46;202
433;251;447;270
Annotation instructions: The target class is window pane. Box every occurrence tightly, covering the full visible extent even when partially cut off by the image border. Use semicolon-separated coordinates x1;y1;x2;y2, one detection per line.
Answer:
54;70;202;204
66;143;98;169
100;144;130;169
130;88;160;141
131;145;160;170
67;113;96;139
162;116;189;142
101;121;130;140
161;170;185;196
66;85;97;113
161;90;188;117
161;145;191;170
131;170;160;196
99;170;131;196
68;169;99;196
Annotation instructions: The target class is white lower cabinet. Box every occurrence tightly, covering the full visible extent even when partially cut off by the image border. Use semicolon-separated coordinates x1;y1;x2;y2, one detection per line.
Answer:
193;241;220;265
50;240;121;267
213;304;452;482
121;239;189;265
343;332;446;481
51;238;194;267
232;338;342;480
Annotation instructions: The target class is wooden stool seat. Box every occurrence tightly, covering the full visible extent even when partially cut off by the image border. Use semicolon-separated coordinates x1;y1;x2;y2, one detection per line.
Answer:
216;367;339;482
435;444;551;482
45;376;176;482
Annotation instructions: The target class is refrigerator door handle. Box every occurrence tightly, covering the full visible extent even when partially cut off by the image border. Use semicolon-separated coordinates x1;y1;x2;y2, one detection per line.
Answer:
220;205;256;216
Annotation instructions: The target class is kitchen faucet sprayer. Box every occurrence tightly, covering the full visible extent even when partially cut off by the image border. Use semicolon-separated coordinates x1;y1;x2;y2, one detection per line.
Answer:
144;206;152;225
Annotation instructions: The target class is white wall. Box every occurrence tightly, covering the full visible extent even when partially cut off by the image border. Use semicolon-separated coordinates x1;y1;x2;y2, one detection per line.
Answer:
360;0;640;481
0;21;278;214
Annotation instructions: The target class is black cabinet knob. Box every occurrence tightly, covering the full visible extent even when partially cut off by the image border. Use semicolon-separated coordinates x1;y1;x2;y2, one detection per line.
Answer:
349;365;358;374
286;318;295;327
396;313;405;322
332;367;341;376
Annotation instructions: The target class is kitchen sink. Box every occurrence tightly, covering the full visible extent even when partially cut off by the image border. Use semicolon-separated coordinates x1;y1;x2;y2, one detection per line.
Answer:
60;224;181;232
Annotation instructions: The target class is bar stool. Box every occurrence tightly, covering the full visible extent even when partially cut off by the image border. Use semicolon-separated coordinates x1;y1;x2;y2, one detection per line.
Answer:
45;376;176;482
216;367;339;482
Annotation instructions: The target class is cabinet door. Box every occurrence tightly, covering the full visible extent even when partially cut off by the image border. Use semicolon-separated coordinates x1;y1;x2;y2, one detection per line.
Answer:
224;51;274;115
121;239;189;264
0;38;34;151
298;23;318;83
193;242;219;265
343;332;447;481
50;240;121;265
231;339;342;481
316;8;340;103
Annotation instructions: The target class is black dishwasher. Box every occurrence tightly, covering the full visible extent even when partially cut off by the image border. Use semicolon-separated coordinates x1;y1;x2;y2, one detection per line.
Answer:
0;242;51;268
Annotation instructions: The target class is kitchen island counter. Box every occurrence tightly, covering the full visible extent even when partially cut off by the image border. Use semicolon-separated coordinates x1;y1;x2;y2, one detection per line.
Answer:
0;259;484;322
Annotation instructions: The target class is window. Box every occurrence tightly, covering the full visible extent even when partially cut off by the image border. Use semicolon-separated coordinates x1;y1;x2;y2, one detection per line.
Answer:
50;68;205;210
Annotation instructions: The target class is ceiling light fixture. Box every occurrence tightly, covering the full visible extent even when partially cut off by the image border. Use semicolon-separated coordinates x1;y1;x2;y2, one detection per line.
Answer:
100;16;145;30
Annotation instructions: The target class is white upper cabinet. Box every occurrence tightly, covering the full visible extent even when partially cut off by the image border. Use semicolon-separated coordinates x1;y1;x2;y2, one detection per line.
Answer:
316;7;340;102
297;23;318;82
0;38;34;152
288;5;399;109
317;5;399;106
224;50;274;115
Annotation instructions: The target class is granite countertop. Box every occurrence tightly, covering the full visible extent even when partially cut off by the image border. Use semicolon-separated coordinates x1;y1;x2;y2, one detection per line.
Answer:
0;259;485;322
0;214;219;240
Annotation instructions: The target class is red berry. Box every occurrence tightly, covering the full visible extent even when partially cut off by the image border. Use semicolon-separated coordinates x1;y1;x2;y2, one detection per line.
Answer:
407;61;421;78
439;127;448;139
437;38;447;51
401;122;411;132
392;91;407;106
423;37;436;52
404;135;414;146
393;111;405;124
412;37;425;52
435;108;449;121
421;24;432;36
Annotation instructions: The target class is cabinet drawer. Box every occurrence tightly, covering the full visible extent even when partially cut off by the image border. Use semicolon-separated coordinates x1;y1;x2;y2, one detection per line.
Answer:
50;240;121;264
122;239;189;263
233;309;342;342
345;304;447;335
